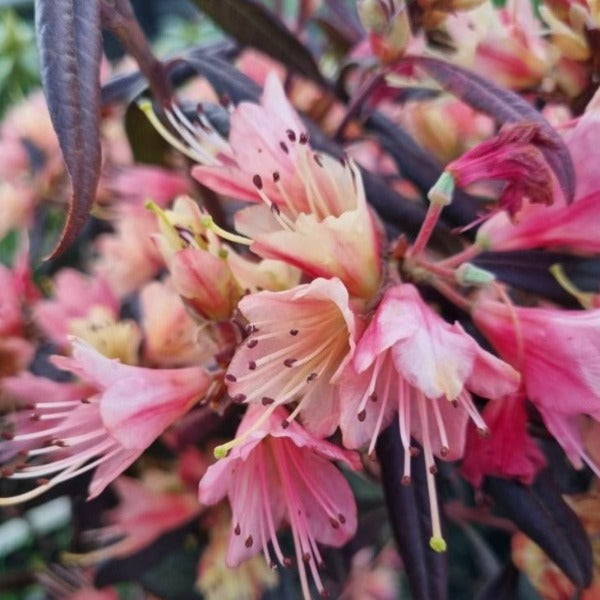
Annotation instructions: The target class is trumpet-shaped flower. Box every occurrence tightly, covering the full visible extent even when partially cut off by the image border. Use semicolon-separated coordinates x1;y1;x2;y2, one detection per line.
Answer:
445;122;555;220
339;284;520;549
198;406;359;600
224;277;356;438
0;339;213;503
192;74;382;299
473;298;600;474
461;394;547;487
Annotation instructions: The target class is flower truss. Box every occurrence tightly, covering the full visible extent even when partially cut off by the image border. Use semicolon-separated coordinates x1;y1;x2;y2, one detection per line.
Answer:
1;0;600;598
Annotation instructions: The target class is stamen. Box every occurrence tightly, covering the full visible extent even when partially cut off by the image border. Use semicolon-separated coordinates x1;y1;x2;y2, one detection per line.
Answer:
200;215;252;246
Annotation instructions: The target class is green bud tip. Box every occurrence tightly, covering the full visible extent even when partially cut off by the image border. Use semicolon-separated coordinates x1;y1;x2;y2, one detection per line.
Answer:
429;535;447;553
455;263;496;287
428;171;455;206
213;445;229;459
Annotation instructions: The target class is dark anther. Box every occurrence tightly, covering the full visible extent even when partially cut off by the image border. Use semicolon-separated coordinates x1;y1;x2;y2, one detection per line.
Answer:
286;129;296;142
283;358;297;368
234;524;241;535
248;360;257;370
273;171;280;182
247;339;259;348
262;397;275;406
245;535;253;548
289;328;299;336
401;475;411;486
280;141;289;153
306;372;318;382
225;374;237;382
313;154;323;167
299;132;308;144
357;409;366;422
252;174;263;189
233;394;247;403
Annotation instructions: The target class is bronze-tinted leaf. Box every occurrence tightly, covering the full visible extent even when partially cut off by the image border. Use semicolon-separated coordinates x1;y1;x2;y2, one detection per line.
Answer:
35;0;102;257
190;0;325;85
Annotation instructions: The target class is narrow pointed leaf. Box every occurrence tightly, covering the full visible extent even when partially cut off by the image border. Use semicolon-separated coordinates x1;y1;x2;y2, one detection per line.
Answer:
397;57;575;203
35;0;102;257
189;0;325;85
377;422;448;600
483;472;592;587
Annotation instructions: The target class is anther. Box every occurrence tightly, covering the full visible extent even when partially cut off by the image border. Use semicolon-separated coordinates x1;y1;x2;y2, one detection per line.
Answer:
357;409;367;422
252;174;263;189
280;141;289;154
299;132;308;144
289;328;299;336
320;590;330;598
401;475;411;486
286;129;296;142
247;339;258;348
262;397;275;406
245;535;253;548
270;203;281;216
1;432;14;440
440;446;450;457
329;517;339;529
409;446;420;457
1;467;15;477
233;394;247;403
306;372;318;382
302;553;311;563
281;419;290;429
338;513;346;524
429;464;438;475
273;171;280;182
234;524;241;535
369;393;378;403
313;154;323;167
477;427;490;439
36;478;50;486
283;358;297;368
225;374;237;383
282;558;293;567
248;360;257;370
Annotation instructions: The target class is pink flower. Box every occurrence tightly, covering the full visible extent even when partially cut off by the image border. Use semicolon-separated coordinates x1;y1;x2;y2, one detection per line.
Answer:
34;269;119;348
66;475;200;564
108;166;190;207
93;205;163;297
476;106;600;253
139;280;218;367
461;394;547;487
473;299;600;474
339;284;520;549
0;339;213;503
198;405;359;600
224;277;356;438
445;122;555;220
192;74;382;299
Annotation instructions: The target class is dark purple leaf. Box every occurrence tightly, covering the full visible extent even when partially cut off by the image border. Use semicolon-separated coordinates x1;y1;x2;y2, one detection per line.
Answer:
189;0;325;85
377;422;448;600
397;56;575;204
35;0;102;257
366;112;481;230
473;251;597;306
483;471;592;588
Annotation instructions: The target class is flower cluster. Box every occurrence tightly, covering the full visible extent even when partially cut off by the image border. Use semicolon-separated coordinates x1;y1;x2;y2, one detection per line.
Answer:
2;0;600;597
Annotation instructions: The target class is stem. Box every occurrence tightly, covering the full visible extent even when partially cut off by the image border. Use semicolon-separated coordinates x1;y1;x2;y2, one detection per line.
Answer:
436;243;482;268
334;70;385;140
101;0;171;106
413;257;455;281
409;202;444;258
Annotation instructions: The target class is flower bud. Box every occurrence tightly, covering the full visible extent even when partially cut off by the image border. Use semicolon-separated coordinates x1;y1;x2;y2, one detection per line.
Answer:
357;0;411;63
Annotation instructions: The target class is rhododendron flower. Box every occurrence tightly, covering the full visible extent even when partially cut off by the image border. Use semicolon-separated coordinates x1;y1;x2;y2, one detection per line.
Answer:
443;122;556;220
224;277;356;438
0;339;213;502
198;406;359;599
139;280;217;367
65;475;200;564
34;269;120;349
461;394;547;487
476;104;600;253
108;165;191;207
339;283;520;549
93;206;163;297
191;73;382;299
473;299;600;474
